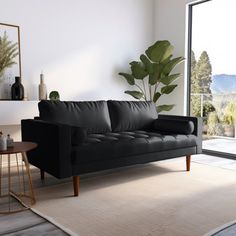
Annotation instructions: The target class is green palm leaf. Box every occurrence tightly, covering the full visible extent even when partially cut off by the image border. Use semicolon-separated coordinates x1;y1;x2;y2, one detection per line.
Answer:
119;73;135;85
162;57;184;76
153;92;161;102
145;41;173;63
157;104;175;113
160;74;181;85
161;84;178;94
125;90;144;99
130;61;148;80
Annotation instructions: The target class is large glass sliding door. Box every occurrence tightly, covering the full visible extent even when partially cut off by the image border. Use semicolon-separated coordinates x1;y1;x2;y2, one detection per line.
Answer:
188;0;236;156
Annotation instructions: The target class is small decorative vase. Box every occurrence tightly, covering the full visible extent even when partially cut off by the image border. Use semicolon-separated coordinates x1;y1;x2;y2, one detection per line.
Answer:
7;134;14;148
39;73;47;100
11;76;24;100
0;136;7;151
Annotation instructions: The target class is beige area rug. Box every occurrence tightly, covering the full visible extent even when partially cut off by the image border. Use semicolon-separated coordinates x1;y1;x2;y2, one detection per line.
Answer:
32;157;236;236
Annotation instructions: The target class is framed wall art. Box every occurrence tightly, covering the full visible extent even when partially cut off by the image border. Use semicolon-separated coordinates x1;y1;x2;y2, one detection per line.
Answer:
0;23;21;100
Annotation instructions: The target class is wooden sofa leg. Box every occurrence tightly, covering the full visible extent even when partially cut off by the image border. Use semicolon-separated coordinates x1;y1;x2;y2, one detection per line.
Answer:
186;155;191;171
40;169;45;180
73;176;80;196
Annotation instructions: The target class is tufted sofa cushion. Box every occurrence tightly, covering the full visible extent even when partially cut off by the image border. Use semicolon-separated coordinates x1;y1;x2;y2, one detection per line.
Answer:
71;130;198;164
108;100;158;132
38;100;112;134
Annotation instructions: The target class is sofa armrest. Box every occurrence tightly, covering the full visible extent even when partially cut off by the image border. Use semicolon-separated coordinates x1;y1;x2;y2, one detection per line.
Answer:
21;119;78;178
157;115;202;153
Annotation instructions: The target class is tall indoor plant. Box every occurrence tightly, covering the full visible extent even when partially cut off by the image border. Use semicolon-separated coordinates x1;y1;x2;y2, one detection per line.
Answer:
119;40;184;113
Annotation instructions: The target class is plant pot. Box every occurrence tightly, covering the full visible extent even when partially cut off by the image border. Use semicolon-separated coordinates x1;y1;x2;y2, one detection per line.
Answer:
224;125;235;137
203;124;208;134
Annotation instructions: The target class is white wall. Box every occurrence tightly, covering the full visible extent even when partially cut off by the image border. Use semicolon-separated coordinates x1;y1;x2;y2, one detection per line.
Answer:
154;0;193;115
0;125;21;141
0;0;154;101
0;0;154;139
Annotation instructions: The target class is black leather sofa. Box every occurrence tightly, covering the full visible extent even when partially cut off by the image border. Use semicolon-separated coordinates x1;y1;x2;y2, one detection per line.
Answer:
21;100;202;196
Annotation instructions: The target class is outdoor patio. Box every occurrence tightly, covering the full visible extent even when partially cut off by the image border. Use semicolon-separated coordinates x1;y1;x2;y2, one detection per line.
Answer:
203;138;236;155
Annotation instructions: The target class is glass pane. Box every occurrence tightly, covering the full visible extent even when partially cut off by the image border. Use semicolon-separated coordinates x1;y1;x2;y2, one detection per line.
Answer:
190;0;236;154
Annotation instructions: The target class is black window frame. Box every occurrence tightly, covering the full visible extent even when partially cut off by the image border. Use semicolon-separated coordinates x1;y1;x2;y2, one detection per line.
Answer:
186;0;212;115
186;0;236;159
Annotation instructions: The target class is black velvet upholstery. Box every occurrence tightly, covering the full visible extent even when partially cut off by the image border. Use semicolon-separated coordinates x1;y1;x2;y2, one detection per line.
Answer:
158;114;202;153
71;126;87;146
21;100;202;180
72;147;197;175
22;119;73;178
153;119;194;135
108;100;158;131
39;100;111;134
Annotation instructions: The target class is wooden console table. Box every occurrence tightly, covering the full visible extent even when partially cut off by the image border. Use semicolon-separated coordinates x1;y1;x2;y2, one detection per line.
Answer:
0;142;37;214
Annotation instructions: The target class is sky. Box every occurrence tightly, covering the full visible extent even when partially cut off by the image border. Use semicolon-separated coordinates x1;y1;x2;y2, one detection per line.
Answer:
192;0;236;75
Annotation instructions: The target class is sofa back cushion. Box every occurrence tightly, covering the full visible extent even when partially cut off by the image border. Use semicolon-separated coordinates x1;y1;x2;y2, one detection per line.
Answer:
108;100;158;132
38;100;112;134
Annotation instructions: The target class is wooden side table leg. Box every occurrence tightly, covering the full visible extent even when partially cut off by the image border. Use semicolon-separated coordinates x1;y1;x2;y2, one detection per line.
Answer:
21;155;26;194
8;154;11;212
21;152;36;205
15;154;23;195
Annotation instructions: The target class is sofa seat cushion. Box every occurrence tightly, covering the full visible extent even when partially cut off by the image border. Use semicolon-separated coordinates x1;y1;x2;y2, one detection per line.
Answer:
71;130;198;164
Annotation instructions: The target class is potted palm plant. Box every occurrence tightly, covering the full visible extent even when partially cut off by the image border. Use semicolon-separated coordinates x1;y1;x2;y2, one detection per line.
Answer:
223;102;236;137
119;40;184;113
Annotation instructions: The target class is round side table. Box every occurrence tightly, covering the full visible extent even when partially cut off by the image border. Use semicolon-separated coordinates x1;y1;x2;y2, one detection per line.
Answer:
0;142;37;214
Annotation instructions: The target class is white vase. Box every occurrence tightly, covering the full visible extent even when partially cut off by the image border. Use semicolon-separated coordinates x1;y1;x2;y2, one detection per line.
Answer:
0;137;7;151
39;73;47;100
